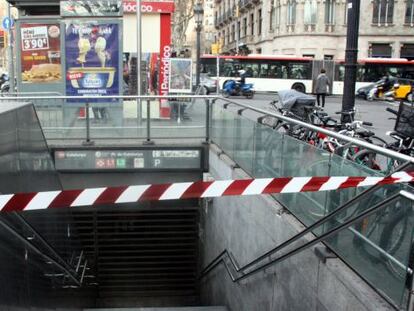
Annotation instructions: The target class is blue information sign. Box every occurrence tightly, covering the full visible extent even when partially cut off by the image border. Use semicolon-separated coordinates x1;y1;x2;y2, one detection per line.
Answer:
2;17;14;30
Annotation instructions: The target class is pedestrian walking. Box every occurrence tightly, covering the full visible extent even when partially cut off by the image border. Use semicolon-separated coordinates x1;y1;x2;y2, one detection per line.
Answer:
315;68;330;108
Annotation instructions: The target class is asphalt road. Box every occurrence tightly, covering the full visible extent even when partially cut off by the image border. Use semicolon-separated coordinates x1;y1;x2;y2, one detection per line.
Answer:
229;93;399;142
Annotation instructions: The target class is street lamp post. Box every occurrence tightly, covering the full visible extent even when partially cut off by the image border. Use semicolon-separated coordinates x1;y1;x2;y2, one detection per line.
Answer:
194;3;204;87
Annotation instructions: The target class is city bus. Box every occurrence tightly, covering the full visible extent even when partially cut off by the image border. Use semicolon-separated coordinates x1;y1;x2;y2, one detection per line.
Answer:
200;55;414;95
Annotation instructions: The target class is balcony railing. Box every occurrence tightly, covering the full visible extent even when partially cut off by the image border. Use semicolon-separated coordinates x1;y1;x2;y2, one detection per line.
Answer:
239;0;254;9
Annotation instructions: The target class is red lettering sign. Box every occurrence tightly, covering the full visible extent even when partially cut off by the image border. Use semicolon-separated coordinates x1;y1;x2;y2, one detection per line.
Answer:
67;72;83;80
123;1;175;13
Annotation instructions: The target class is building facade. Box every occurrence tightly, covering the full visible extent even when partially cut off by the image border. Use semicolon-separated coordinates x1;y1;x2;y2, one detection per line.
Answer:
214;0;414;60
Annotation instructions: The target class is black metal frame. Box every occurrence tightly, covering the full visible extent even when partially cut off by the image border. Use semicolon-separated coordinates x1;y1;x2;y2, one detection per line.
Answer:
200;191;409;283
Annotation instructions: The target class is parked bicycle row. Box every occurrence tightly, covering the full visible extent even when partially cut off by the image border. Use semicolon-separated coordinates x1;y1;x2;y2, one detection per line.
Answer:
260;90;414;174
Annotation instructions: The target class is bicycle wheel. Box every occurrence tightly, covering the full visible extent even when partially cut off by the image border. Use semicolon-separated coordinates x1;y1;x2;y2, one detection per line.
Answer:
369;135;387;147
353;192;408;266
352;149;383;171
381;203;409;278
261;129;284;177
297;158;332;221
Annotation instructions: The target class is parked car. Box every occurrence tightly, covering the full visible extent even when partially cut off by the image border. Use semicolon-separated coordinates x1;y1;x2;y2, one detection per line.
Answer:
193;73;217;94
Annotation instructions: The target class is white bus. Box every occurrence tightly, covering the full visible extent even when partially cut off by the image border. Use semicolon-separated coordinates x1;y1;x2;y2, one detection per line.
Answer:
200;55;414;95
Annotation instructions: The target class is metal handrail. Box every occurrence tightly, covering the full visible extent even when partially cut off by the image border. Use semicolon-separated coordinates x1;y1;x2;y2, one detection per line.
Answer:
203;161;413;279
216;97;414;164
200;191;412;284
0;218;81;286
1;94;413;163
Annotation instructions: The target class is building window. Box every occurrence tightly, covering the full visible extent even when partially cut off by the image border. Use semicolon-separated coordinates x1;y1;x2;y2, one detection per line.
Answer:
406;0;414;25
401;44;414;60
324;55;334;60
243;17;247;37
250;13;255;35
304;0;317;25
372;0;394;26
227;28;230;44
369;43;392;58
231;24;235;42
258;9;262;35
325;0;335;25
275;0;281;27
287;0;296;25
270;1;275;31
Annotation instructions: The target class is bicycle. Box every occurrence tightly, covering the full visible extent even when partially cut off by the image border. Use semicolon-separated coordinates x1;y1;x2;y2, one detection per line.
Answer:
352;106;414;174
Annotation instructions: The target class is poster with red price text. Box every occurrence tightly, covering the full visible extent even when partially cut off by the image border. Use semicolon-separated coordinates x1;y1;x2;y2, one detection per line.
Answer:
20;23;62;83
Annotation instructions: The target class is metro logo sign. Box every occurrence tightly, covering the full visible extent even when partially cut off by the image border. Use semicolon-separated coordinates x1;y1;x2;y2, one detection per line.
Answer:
123;1;175;13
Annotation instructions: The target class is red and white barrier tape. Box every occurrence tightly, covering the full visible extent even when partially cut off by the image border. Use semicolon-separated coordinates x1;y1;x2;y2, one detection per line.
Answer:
0;171;413;213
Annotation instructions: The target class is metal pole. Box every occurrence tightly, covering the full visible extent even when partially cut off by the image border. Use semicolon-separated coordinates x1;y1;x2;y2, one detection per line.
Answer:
341;0;360;121
196;25;201;87
7;3;14;93
205;99;210;142
235;6;239;55
216;55;220;93
146;99;151;141
136;0;142;125
83;102;94;146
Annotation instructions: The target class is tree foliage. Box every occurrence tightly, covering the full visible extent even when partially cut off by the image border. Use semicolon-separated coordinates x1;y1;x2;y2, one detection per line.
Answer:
172;0;199;52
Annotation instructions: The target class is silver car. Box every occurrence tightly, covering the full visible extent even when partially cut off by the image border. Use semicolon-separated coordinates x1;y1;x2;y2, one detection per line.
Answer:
194;73;218;94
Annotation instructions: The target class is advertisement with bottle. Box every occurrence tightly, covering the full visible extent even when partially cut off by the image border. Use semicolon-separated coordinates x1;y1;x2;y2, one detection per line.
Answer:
20;23;62;84
65;22;120;102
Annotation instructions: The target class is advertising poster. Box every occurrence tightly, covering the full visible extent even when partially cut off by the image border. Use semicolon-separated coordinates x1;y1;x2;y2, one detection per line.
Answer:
65;22;120;102
169;58;192;93
20;23;62;84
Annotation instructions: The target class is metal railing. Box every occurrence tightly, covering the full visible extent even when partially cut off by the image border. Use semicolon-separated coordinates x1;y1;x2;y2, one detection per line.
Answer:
200;189;414;282
0;94;216;145
2;93;414;306
208;98;414;309
0;94;412;163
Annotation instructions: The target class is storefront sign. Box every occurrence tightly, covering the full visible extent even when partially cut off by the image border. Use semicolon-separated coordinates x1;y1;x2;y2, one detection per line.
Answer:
159;14;171;117
123;1;175;13
61;0;123;17
20;23;62;84
65;22;120;102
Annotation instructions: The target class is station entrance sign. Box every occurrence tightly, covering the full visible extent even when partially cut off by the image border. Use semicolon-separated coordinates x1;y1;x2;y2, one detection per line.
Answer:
54;148;202;171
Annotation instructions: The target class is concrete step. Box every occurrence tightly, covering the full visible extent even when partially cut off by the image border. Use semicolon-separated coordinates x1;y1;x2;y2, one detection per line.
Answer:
83;307;227;311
